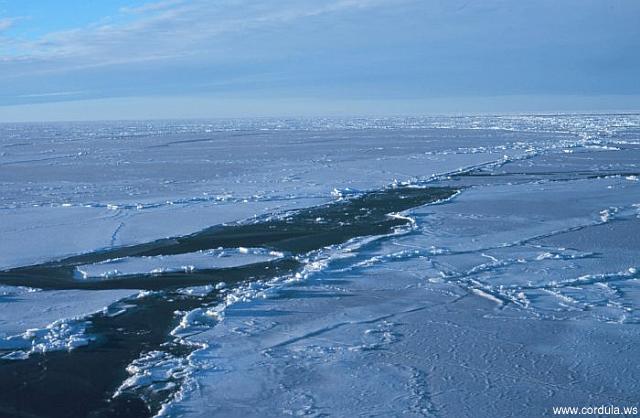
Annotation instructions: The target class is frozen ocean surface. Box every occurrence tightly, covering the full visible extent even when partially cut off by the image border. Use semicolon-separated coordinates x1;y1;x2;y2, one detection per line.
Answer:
0;115;639;417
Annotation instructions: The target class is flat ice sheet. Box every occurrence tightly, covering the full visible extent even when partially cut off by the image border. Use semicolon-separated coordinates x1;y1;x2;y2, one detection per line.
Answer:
75;248;282;280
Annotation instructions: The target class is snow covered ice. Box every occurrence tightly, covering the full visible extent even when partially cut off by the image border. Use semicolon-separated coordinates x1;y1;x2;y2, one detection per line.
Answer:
1;115;639;417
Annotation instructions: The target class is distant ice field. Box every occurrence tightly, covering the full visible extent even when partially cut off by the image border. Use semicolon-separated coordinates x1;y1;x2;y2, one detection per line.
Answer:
0;124;553;269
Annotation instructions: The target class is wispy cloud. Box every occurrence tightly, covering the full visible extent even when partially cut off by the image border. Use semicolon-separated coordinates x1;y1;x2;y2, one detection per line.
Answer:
120;0;186;14
0;17;19;32
2;0;398;66
0;0;411;105
17;90;89;98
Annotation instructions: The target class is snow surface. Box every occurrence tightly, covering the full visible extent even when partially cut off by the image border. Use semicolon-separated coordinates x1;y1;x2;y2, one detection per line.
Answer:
167;264;640;417
1;115;640;416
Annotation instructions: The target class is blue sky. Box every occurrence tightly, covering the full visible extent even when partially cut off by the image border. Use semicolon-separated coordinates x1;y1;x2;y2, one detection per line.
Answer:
1;0;639;121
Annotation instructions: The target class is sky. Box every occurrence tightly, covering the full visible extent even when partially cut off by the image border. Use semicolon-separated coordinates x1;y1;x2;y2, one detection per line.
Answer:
0;0;639;121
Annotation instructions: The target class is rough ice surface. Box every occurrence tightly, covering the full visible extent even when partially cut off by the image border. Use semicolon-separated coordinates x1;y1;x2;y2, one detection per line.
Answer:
2;115;640;416
0;287;138;358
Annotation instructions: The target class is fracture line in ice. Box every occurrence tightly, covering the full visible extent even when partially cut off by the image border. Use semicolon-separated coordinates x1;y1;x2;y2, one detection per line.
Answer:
121;203;431;417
